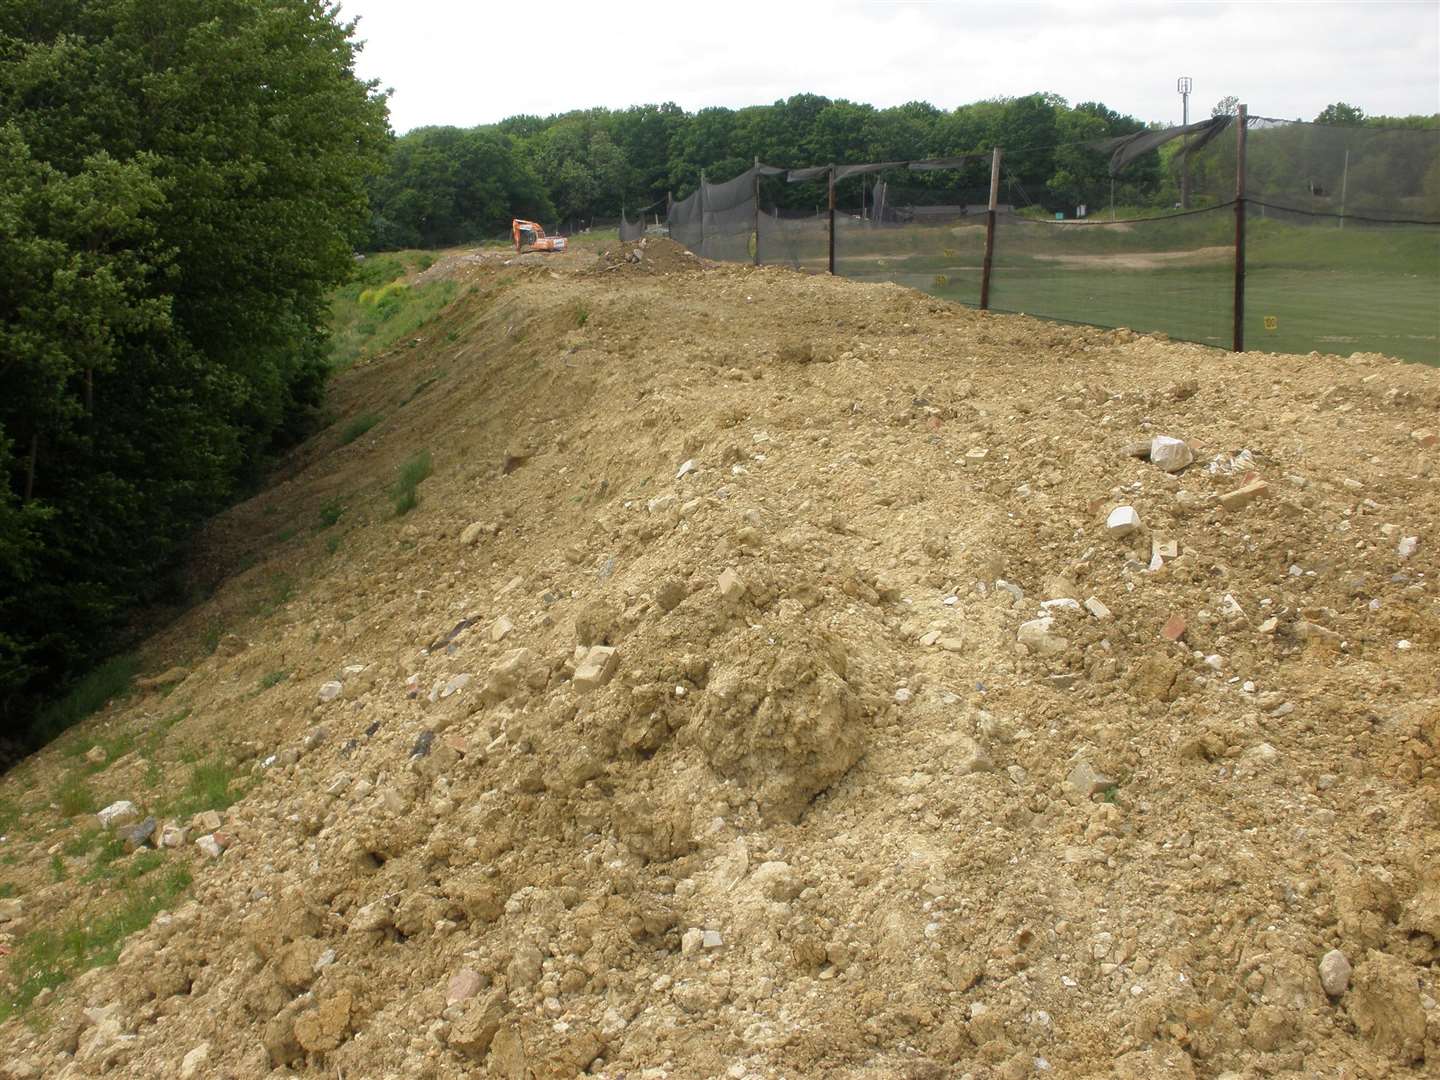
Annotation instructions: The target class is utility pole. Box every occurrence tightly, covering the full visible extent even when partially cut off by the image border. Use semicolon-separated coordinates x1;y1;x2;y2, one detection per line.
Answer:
1177;76;1192;209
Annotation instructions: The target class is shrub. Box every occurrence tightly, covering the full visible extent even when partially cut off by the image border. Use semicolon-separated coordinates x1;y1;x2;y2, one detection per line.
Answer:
392;450;433;516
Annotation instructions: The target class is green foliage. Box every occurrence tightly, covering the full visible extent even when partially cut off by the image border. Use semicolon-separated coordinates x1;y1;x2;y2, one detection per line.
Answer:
367;127;554;248
160;756;245;820
27;656;137;748
317;499;345;529
53;774;96;818
340;412;382;445
253;572;295;617
331;279;458;370
0;0;389;747
0;863;190;1019
257;670;288;691
392;451;433;517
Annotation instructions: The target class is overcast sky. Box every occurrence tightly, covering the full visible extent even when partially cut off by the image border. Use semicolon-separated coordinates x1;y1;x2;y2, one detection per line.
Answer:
341;0;1439;134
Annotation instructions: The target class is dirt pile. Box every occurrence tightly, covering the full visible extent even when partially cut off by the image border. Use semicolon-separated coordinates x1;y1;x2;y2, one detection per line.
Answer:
1;248;1438;1079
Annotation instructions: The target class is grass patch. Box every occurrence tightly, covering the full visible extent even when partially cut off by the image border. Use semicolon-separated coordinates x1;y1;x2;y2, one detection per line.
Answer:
49;854;66;883
400;374;442;407
317;498;345;529
573;302;589;327
252;571;295;617
0;882;17;898
29;654;138;747
256;670;289;692
138;708;190;758
159;756;246;820
325;535;342;555
62;828;103;858
327;251;459;370
81;835;127;882
339;412;381;445
54;774;97;818
0;798;18;837
0;864;191;1020
392;450;433;517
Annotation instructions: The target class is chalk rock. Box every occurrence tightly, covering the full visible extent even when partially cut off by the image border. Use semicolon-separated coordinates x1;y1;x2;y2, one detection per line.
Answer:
1106;506;1141;537
1150;435;1194;473
179;1044;210;1080
718;567;746;601
96;801;140;830
317;681;343;703
1018;617;1069;656
572;646;619;692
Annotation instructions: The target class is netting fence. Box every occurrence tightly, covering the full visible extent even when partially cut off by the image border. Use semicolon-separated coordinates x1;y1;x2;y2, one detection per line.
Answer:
653;110;1440;364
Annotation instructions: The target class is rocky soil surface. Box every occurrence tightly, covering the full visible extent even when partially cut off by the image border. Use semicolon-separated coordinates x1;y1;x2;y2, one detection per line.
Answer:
1;237;1437;1078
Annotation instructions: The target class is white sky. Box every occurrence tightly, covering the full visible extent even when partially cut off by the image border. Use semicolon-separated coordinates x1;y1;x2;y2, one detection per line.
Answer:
340;0;1440;134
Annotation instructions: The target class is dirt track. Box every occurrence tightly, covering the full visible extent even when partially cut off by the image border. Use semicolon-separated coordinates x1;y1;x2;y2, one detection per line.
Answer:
2;238;1438;1079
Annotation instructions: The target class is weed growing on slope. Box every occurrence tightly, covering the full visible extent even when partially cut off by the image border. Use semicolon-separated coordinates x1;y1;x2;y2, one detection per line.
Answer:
0;864;191;1020
340;412;381;445
160;756;247;820
54;774;97;818
317;498;345;529
29;655;138;746
256;670;289;692
392;450;433;516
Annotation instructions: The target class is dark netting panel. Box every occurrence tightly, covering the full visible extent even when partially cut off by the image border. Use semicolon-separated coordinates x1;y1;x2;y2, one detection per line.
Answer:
989;207;1237;348
619;210;646;242
758;210;829;272
700;169;757;262
833;172;990;307
1242;119;1440;365
668;188;702;251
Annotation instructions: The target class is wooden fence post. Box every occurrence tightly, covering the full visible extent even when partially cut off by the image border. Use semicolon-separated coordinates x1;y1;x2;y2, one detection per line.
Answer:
980;146;1002;310
1233;105;1248;353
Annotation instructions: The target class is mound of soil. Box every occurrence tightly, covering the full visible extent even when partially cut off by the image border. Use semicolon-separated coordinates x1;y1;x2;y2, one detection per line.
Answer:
2;251;1437;1079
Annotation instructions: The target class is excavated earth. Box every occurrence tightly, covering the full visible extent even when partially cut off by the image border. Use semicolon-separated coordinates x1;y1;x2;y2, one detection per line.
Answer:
2;237;1438;1079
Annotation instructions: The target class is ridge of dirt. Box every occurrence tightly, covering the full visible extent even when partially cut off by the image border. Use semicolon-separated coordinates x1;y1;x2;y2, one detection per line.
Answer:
1;246;1438;1080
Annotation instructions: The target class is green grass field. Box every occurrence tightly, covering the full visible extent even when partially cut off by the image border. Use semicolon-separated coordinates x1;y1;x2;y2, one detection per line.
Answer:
820;214;1440;365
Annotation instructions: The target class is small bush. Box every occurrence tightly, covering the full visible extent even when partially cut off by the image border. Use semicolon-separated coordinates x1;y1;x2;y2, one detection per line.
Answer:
392;450;433;516
317;499;345;529
257;670;288;692
340;412;381;445
54;774;97;818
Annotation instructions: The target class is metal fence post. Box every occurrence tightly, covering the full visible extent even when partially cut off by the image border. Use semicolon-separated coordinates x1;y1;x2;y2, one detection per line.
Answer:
827;165;836;275
753;155;761;266
1233;105;1247;352
980;146;1002;310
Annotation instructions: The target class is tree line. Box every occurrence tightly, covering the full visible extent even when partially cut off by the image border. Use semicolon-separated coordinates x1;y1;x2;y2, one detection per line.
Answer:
365;95;1439;249
1;0;388;745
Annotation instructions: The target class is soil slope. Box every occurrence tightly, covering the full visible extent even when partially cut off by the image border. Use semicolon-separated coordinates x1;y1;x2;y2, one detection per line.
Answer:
2;238;1438;1079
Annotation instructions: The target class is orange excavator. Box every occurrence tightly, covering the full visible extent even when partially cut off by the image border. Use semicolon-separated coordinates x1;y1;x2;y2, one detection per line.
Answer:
512;219;567;254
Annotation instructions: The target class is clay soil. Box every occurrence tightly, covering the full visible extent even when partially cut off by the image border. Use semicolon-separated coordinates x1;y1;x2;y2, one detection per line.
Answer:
1;237;1438;1079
